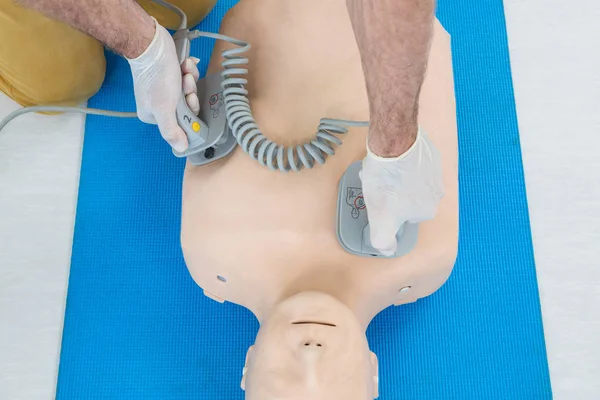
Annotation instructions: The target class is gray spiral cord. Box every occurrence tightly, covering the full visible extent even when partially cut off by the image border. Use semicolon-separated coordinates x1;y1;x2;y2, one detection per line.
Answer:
0;0;369;172
188;30;370;172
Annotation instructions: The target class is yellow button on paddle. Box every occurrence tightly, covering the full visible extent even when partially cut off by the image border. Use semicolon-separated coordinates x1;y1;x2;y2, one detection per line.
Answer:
192;121;200;132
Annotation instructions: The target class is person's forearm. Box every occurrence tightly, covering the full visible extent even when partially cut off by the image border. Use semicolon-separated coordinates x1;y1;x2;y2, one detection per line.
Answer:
346;0;435;157
18;0;155;59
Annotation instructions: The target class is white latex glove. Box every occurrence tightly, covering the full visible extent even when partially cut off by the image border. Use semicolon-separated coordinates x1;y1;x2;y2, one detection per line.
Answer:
127;18;201;153
360;128;445;256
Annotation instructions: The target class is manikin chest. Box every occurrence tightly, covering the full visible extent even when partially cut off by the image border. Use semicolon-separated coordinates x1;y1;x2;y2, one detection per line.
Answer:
179;2;458;322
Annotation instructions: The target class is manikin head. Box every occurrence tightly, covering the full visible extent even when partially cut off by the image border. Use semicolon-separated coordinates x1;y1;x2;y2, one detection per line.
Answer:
242;292;379;399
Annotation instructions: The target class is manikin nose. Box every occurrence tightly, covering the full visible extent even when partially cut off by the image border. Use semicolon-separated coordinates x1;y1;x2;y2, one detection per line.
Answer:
299;340;325;363
302;340;324;349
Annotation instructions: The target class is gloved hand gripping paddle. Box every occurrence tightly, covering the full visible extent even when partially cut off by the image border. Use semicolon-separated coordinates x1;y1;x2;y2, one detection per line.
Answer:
336;161;419;258
172;29;237;166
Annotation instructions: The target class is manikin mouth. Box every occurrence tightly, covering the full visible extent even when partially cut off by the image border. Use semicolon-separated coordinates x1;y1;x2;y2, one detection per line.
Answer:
291;321;337;327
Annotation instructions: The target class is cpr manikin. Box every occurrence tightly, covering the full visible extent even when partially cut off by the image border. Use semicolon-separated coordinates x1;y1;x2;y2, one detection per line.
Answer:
181;1;458;398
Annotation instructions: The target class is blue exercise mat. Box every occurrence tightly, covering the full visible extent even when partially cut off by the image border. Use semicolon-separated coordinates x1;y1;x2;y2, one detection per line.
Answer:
56;0;552;399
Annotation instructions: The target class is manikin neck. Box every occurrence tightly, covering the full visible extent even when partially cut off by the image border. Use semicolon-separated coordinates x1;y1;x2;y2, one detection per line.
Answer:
251;284;373;331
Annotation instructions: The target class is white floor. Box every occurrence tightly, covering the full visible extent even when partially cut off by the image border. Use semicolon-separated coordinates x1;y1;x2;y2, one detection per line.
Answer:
1;1;599;399
503;0;600;397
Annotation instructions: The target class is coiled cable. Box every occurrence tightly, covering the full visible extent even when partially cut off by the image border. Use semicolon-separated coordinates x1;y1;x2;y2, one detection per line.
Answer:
188;30;369;172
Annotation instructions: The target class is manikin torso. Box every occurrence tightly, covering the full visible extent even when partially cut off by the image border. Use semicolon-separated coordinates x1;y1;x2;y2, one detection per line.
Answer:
181;1;458;397
181;0;458;327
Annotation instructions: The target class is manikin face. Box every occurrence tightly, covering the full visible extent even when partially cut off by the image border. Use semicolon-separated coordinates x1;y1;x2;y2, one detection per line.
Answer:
243;292;378;400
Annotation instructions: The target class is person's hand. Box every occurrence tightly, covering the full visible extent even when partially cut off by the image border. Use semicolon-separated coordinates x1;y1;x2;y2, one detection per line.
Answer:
127;19;201;153
360;128;445;256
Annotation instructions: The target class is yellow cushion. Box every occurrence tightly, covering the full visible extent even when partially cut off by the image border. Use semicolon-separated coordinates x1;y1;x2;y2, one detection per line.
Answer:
0;0;106;107
137;0;218;30
0;0;217;108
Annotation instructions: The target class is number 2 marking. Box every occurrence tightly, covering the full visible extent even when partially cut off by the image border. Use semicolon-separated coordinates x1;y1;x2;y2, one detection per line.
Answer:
183;115;192;123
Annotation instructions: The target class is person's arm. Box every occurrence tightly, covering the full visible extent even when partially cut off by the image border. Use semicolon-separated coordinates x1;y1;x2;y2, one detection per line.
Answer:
18;0;155;59
346;0;435;157
18;0;200;153
346;0;444;256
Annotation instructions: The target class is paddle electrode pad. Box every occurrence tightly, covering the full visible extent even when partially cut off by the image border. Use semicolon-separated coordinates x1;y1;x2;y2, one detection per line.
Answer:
172;30;237;166
337;161;420;258
174;72;237;166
